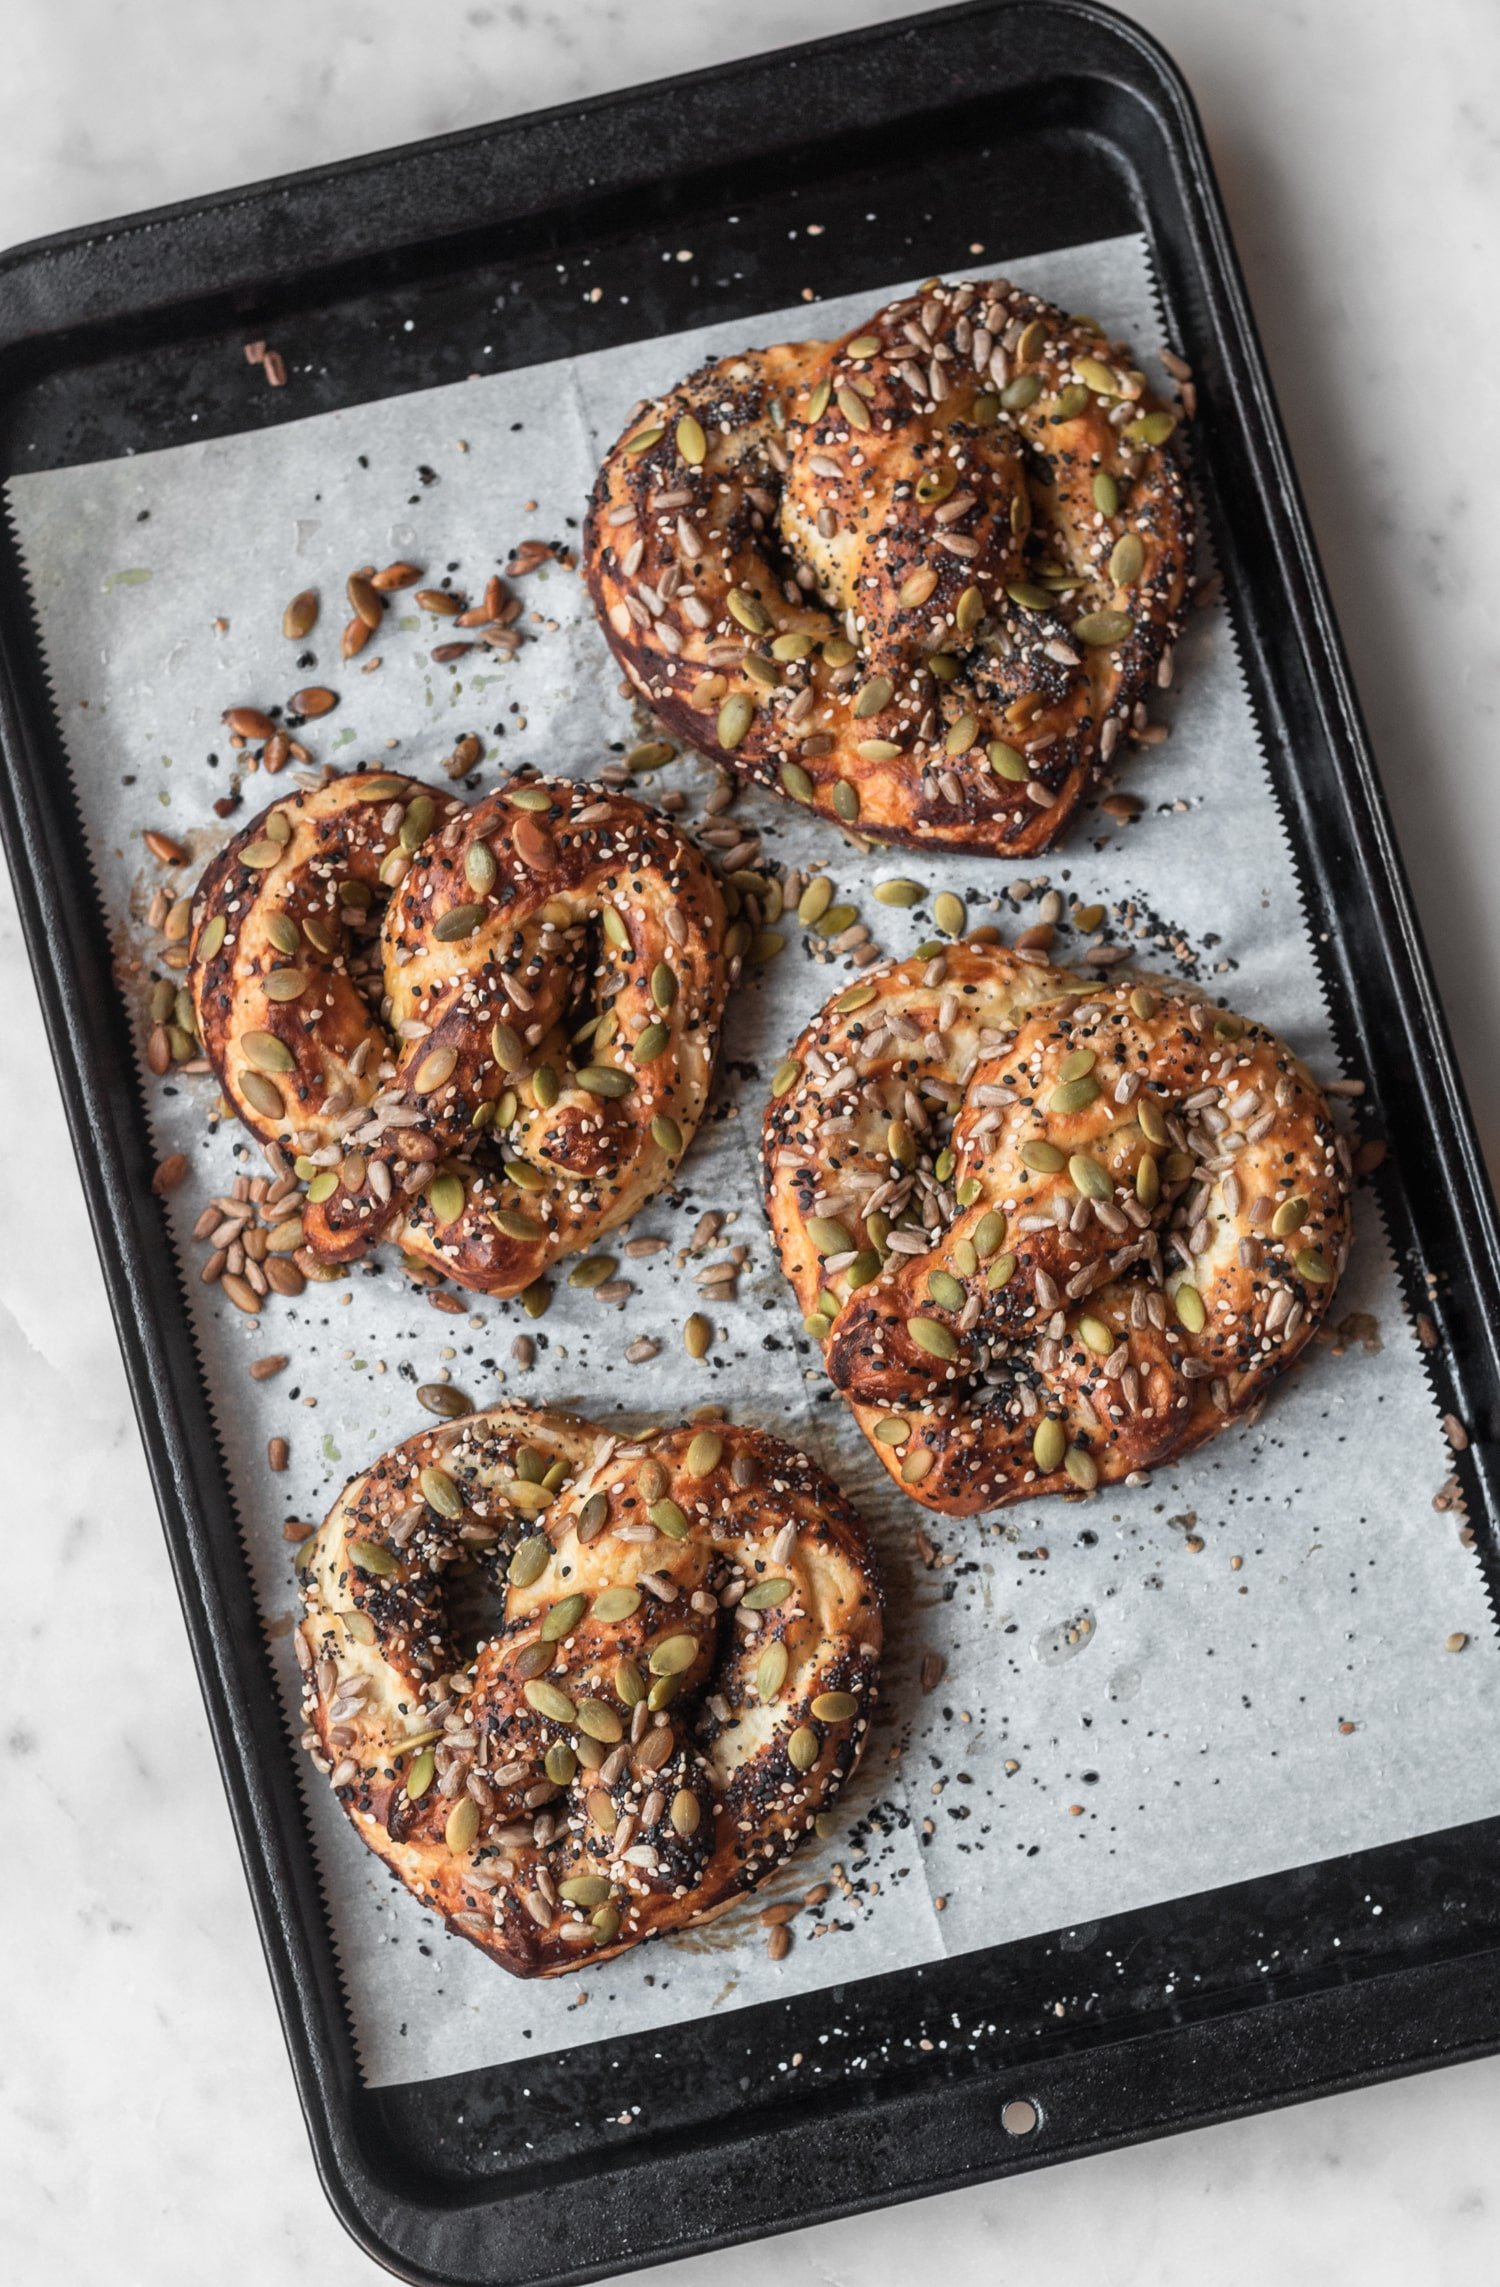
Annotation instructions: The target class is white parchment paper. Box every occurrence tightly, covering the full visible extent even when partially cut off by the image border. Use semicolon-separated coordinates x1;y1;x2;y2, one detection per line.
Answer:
9;234;1497;2090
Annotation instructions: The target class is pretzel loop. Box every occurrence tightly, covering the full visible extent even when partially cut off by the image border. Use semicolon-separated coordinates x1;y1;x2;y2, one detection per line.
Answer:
299;1405;883;1975
189;770;728;1295
586;279;1193;854
764;946;1352;1514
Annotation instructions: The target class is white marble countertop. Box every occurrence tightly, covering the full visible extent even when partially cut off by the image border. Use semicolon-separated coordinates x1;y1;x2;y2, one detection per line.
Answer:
3;2;1498;2280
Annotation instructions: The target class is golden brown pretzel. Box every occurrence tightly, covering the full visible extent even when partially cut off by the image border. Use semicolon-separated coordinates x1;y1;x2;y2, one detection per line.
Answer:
188;769;728;1295
763;944;1352;1514
585;279;1192;855
295;1404;882;1976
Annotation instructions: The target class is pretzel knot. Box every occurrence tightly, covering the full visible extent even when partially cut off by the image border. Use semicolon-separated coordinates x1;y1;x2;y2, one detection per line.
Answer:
189;769;728;1296
586;278;1192;856
764;946;1352;1515
296;1404;883;1976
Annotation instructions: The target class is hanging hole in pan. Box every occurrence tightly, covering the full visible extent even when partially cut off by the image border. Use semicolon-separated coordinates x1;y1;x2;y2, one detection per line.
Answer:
1001;2098;1041;2138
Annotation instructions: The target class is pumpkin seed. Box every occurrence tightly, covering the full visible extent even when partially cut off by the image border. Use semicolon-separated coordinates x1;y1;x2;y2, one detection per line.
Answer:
811;1691;857;1722
1032;1418;1067;1473
1064;1445;1100;1490
857;739;903;763
1296;1248;1332;1285
541;1593;587;1642
928;1270;966;1311
874;878;924;906
625;422;665;455
945;714;979;757
445;1797;479;1853
652;1113;684;1153
915;463;958;505
426;1173;464;1226
240;838;283;871
988;1251;1018;1289
908;1317;958;1362
971;1209;1006;1260
1092;471;1120;515
349;1537;396;1576
305;1170;338;1205
1174;1283;1207;1333
613;1656;646;1707
988;739;1028;781
718;694;755;749
1137;1096;1168;1145
684;1313;712;1358
413;1465;460;1521
577;1065;631;1097
1021;1139;1065;1174
927;651;959;680
780;761;814;802
633;1022;670;1066
1073;610;1134;646
728;589;771;640
524;1680;576;1724
1109;532;1145;587
506;785;552;812
742;1577;792;1611
1164;1151;1195;1183
544;1741;578;1786
1049;1076;1100;1114
405;1750;435;1801
1125;410;1175;446
684;1430;723;1478
592;1905;621;1946
647;962;678;1012
1272;1197;1310;1236
649;1632;700;1676
1066;351;1114;395
434;902;487;943
1001;373;1043;412
873;1417;909;1446
854;675;893;719
822;636;857;667
240;1072;285;1120
757;1640;790;1700
933;891;966;937
1051;382;1089;420
788;1726;819;1772
561;1872;613;1909
1069;1153;1112;1199
836;384;871;430
507;1536;550;1588
577;1698;624;1742
568;1254;618;1291
413;1044;458;1094
832;778;862;822
1078;1314;1115;1356
899;566;940;610
244;1030;294;1074
676;413;707;465
955;584;984;635
808;1216;854;1257
400;794;436;851
492;1208;544;1241
592;1586;641;1623
262;967;307;1004
1136;1153;1161;1207
771;631;815;661
846;1250;881;1291
532;1065;559;1110
649;1497;689;1540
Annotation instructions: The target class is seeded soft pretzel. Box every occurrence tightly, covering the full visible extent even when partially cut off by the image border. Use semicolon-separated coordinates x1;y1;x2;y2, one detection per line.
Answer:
763;944;1352;1514
295;1404;882;1976
188;769;728;1296
585;279;1192;856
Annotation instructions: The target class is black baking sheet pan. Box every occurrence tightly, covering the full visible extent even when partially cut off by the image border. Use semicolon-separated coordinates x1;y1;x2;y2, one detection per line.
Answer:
3;3;1499;2281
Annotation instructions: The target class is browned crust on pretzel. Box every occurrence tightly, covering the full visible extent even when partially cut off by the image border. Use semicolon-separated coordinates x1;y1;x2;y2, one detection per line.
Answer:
584;279;1192;855
762;944;1353;1514
297;1405;882;1976
189;769;728;1296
